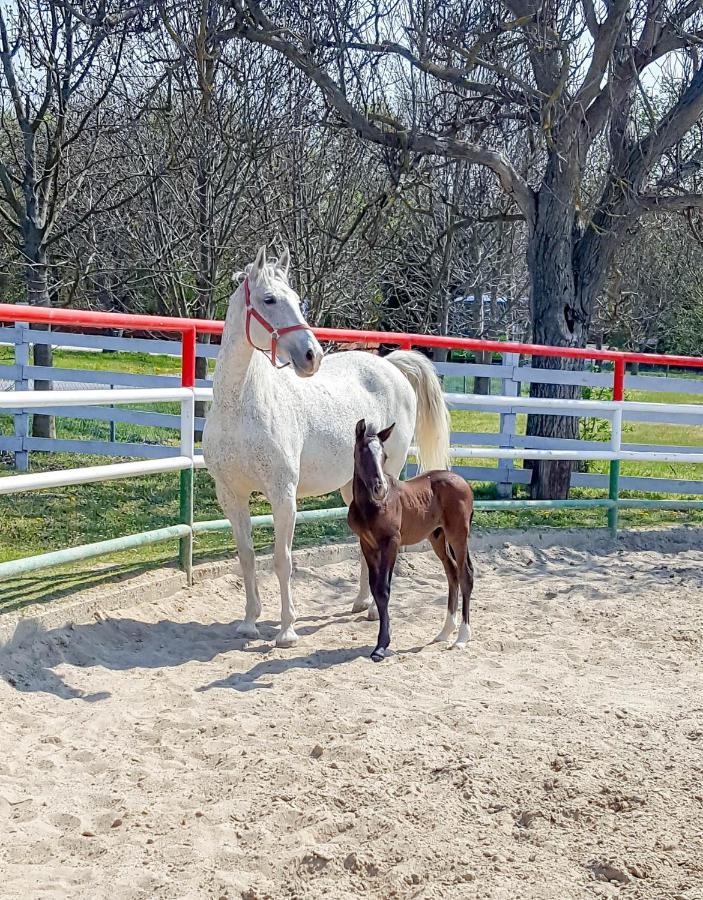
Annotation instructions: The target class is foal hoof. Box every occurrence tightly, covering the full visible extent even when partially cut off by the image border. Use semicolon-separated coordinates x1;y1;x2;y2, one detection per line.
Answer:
450;624;471;650
366;604;380;622
236;621;260;640
275;626;299;649
370;648;386;662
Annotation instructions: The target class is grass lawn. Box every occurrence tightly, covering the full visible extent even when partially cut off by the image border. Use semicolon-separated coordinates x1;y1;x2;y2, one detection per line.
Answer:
1;352;703;612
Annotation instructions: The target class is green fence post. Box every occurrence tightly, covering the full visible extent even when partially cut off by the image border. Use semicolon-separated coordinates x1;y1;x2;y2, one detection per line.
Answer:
607;460;620;536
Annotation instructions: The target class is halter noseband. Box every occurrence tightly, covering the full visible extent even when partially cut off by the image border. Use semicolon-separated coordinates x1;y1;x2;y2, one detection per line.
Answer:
244;278;311;369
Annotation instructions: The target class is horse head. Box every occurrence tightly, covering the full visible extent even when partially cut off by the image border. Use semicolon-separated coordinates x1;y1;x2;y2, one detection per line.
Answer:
241;245;323;377
353;419;396;504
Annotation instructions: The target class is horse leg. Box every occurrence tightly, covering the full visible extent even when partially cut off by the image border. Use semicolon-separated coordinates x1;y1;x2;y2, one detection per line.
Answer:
429;529;460;643
218;486;261;640
340;479;378;620
367;539;398;662
270;484;299;648
448;533;474;650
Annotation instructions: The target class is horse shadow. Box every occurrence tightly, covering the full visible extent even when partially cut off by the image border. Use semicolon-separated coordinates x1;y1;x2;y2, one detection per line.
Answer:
0;607;413;702
196;646;368;693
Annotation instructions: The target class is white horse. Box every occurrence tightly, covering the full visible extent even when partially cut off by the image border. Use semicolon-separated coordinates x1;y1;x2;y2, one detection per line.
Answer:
203;246;450;648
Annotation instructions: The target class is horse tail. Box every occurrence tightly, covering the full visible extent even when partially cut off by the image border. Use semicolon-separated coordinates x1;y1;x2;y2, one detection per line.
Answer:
386;350;451;471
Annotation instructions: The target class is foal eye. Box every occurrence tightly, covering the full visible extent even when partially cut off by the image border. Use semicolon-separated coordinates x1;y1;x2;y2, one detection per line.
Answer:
264;295;277;305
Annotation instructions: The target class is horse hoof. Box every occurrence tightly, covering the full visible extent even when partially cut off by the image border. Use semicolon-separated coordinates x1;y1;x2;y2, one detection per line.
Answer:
236;621;260;640
432;630;454;644
351;598;370;614
275;627;299;649
366;604;380;622
370;648;386;662
449;641;467;651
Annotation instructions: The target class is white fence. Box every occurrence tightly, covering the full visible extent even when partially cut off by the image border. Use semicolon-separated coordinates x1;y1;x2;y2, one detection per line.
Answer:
2;324;703;496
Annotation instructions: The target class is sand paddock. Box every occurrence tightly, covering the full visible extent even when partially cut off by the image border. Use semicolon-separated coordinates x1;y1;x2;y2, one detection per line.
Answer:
1;527;702;900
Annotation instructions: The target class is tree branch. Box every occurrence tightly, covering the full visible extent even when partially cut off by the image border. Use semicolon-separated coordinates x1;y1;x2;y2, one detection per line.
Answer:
218;7;536;228
636;193;703;212
629;64;703;191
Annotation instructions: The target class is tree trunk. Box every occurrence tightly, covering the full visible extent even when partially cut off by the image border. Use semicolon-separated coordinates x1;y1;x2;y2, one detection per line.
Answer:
469;276;491;395
194;349;209;442
25;245;55;440
473;349;492;395
433;293;450;364
524;164;587;499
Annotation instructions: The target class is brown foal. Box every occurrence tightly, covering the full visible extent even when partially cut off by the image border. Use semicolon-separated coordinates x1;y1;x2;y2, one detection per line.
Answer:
348;419;475;661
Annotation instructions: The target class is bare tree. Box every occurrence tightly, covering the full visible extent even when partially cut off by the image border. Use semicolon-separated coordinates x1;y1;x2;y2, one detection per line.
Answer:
222;0;703;497
0;0;132;436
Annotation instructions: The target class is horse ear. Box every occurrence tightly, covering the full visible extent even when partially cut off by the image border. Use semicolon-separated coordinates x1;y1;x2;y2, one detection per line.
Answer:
355;418;367;442
377;422;395;444
276;247;290;278
252;245;267;279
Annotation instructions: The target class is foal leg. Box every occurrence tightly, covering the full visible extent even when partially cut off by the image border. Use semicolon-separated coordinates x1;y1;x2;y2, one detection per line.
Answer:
270;483;299;648
429;529;460;643
366;539;399;662
218;485;261;640
341;479;378;620
448;534;474;650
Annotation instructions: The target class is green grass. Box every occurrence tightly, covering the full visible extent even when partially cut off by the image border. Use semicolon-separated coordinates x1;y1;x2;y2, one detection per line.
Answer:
1;351;703;611
0;455;349;613
0;345;186;375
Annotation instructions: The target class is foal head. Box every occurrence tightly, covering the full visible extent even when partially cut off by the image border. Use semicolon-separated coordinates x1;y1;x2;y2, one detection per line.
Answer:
239;245;323;376
354;419;396;504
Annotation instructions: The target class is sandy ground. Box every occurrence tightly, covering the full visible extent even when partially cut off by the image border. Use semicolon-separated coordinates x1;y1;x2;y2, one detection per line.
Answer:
1;527;703;900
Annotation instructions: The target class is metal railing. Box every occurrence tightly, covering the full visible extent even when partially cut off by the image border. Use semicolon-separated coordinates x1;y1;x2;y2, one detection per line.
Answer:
2;302;703;584
1;383;703;584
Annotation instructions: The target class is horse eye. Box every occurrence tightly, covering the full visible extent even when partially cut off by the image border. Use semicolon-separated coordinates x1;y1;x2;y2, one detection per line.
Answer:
264;295;276;305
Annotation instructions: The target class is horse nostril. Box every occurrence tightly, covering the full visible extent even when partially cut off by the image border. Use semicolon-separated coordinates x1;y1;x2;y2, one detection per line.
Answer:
305;349;314;362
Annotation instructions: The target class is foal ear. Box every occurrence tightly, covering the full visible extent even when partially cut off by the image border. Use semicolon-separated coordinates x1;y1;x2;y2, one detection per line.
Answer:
377;422;395;444
276;247;291;278
251;245;267;279
355;418;367;442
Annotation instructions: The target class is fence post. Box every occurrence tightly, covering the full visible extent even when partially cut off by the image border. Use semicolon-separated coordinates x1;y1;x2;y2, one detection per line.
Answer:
497;352;519;498
608;358;625;536
13;322;29;472
179;327;196;583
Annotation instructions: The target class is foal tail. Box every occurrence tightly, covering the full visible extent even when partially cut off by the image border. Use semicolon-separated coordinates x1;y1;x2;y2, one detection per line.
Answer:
386;350;451;471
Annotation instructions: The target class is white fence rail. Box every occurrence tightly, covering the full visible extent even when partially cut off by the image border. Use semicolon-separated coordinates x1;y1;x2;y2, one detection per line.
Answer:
2;386;703;491
2;325;703;496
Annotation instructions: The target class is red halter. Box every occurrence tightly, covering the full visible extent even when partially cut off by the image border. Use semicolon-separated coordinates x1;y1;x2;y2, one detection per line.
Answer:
244;278;312;368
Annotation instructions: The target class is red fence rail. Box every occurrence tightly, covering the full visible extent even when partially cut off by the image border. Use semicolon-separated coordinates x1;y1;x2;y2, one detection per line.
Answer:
3;301;703;396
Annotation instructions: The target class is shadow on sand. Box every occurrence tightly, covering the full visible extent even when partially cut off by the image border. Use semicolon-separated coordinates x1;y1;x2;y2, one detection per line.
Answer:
0;607;422;701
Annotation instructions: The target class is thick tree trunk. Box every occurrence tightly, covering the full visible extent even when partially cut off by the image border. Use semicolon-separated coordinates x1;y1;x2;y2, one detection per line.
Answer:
25;245;54;440
525;164;589;499
525;159;628;498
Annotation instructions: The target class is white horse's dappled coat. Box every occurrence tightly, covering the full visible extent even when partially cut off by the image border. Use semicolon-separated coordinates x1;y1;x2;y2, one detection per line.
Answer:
203;246;450;647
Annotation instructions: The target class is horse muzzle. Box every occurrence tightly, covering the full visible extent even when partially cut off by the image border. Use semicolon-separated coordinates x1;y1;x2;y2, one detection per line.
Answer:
287;333;324;377
371;481;388;503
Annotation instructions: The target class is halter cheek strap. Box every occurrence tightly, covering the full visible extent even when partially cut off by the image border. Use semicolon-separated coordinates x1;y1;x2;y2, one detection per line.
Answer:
244;278;312;369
